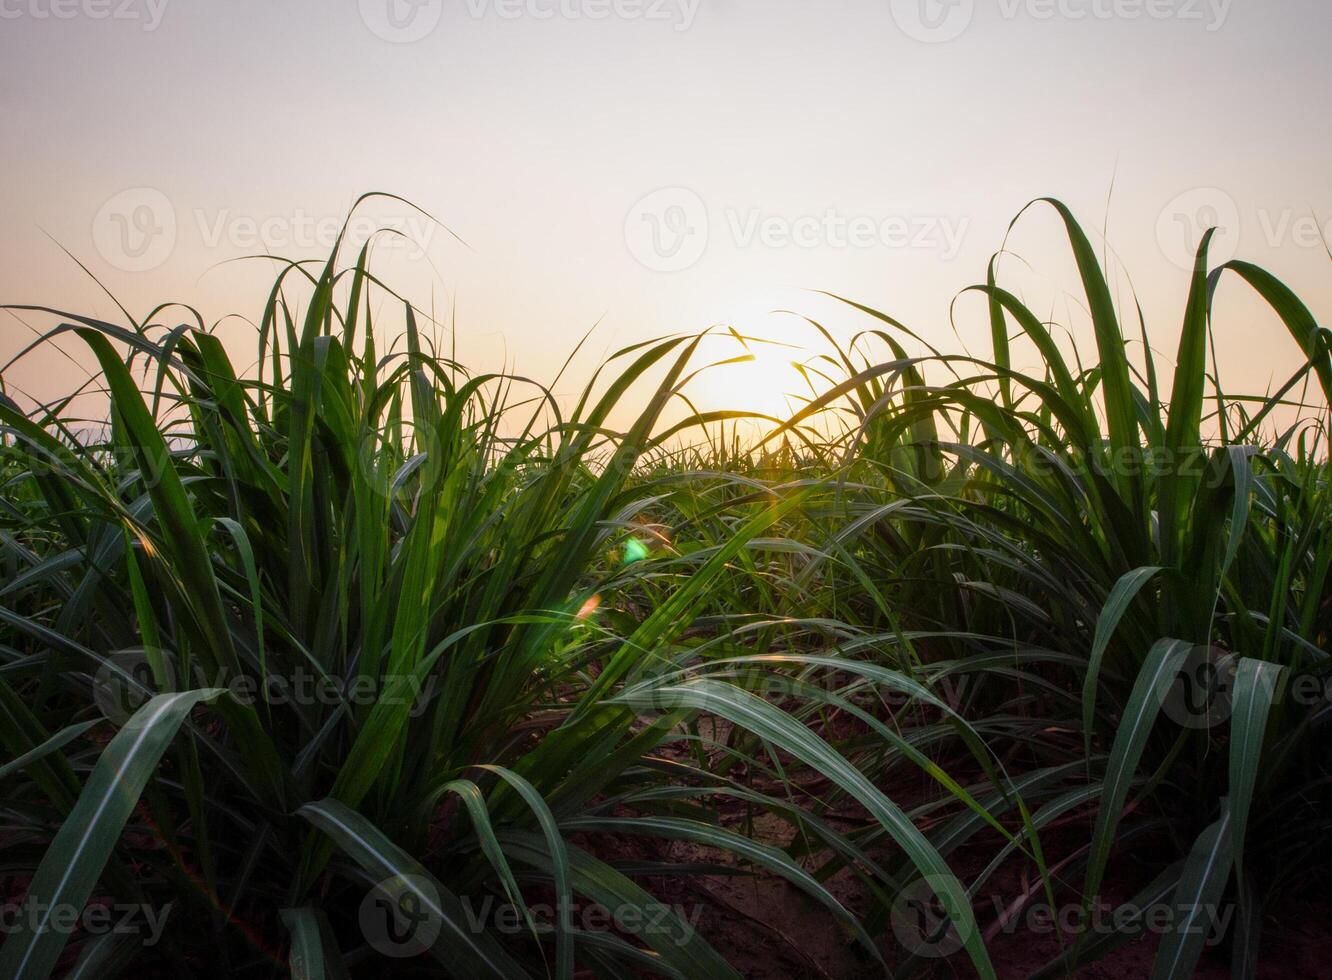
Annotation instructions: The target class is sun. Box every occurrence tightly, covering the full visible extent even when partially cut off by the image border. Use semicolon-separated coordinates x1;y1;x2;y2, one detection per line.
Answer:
715;336;810;422
684;306;828;440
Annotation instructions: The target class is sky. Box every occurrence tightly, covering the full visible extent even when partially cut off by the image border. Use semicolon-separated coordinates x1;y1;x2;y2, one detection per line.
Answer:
0;0;1328;428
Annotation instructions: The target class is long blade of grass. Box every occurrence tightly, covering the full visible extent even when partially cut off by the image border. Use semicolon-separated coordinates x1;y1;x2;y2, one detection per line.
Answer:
1227;659;1281;880
297;798;532;980
1083;566;1163;754
1082;639;1192;919
1150;811;1233;980
617;678;997;980
0;690;224;980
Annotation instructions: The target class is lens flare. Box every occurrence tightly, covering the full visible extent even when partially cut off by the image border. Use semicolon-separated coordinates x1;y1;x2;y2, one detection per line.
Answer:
623;537;649;564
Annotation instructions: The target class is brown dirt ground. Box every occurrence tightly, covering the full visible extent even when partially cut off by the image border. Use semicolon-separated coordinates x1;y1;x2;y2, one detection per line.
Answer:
618;715;1332;979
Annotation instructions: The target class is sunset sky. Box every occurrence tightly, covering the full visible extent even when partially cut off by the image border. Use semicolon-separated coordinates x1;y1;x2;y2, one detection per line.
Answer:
2;0;1328;422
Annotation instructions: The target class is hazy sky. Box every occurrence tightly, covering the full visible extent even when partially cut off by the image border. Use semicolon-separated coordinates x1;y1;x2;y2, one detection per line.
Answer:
1;0;1328;423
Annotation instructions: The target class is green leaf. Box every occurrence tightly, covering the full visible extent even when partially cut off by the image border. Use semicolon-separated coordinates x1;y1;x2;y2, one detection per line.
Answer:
616;678;996;980
0;691;224;980
281;907;326;980
1151;812;1233;980
1031;198;1140;500
1083;566;1163;753
1083;639;1192;918
1228;659;1281;880
297;798;532;980
0;720;97;783
561;814;882;964
474;766;573;980
499;833;741;980
75;328;241;681
1159;229;1216;569
63;932;141;980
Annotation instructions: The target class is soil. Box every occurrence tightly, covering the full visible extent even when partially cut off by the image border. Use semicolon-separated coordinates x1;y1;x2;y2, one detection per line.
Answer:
9;714;1332;978
611;714;1332;979
607;810;1332;979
